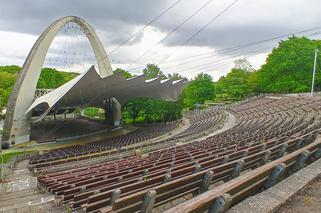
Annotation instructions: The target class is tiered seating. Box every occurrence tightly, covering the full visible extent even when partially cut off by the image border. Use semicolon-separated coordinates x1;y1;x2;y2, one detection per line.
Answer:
30;108;226;172
35;96;321;213
163;133;321;213
29;121;179;167
172;108;224;140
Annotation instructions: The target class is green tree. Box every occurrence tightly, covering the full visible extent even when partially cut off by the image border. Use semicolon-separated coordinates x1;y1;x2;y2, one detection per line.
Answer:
0;66;78;107
257;36;321;93
234;58;254;72
183;73;215;108
122;97;183;123
37;68;77;89
167;73;184;81
0;65;20;74
0;71;17;107
215;68;255;101
114;68;133;79
122;98;147;123
0;66;19;107
143;64;167;80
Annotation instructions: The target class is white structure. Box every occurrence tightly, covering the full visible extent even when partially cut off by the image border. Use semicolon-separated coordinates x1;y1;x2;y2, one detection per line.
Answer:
28;66;187;116
3;16;113;146
2;16;188;147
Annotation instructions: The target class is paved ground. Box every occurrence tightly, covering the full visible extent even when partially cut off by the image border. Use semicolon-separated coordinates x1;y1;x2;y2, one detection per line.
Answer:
277;175;321;213
0;160;64;213
227;147;321;213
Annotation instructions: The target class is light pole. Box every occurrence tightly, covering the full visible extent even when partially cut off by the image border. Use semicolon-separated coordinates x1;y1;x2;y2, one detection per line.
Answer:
311;48;319;96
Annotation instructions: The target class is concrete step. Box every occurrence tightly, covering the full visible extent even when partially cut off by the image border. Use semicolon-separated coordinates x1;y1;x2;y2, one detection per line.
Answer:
0;160;64;213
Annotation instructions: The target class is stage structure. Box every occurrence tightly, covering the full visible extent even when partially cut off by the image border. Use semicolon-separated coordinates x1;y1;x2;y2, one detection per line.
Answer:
2;16;188;147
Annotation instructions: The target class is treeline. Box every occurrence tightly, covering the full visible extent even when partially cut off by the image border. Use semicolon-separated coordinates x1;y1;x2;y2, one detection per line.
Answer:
189;36;321;105
0;65;18;108
0;64;184;123
122;98;182;124
116;65;184;123
1;36;321;123
213;36;321;100
130;36;321;110
0;66;77;107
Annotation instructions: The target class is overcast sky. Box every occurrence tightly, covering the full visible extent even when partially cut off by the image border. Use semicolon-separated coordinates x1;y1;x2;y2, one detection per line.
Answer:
0;0;321;81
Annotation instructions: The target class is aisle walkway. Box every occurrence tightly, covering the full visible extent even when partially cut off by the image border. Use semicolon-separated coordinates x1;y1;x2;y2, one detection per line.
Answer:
179;111;237;145
0;160;64;213
278;175;321;213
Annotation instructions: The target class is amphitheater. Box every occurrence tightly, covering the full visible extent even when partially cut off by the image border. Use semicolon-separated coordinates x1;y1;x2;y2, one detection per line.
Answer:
1;94;321;212
1;16;321;213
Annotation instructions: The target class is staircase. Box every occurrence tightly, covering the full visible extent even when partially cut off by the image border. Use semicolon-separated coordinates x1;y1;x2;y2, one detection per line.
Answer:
0;160;64;213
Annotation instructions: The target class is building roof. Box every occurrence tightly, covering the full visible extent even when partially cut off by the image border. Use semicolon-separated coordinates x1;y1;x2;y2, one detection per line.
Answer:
28;66;188;118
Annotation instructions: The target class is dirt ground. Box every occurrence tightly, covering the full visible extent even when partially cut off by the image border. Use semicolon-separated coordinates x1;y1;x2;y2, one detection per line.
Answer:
277;175;321;213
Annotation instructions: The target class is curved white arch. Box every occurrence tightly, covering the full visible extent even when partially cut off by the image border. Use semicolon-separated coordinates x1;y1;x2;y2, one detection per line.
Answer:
2;16;113;145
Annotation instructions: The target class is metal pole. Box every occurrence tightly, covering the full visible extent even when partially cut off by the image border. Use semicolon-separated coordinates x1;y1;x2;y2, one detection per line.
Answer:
311;48;318;96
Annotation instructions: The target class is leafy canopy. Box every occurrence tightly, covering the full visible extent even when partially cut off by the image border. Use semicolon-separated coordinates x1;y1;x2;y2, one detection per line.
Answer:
183;73;215;108
143;64;167;80
0;66;77;107
257;36;321;93
1;36;321;112
114;68;133;79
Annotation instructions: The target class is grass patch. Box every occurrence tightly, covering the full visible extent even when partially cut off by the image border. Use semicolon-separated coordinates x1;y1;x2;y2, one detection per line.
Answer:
83;107;104;119
0;150;33;163
123;116;145;124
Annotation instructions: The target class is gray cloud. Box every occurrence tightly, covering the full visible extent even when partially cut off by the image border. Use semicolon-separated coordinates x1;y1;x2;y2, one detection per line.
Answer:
1;0;321;49
0;0;164;46
1;0;321;75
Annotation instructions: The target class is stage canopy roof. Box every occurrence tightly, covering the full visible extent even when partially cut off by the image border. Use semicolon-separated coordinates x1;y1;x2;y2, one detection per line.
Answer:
28;66;188;118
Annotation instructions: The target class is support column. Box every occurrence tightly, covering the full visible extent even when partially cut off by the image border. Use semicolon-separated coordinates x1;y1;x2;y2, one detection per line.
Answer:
141;190;157;213
262;163;286;190
112;98;121;127
103;98;121;127
103;98;113;126
208;193;232;213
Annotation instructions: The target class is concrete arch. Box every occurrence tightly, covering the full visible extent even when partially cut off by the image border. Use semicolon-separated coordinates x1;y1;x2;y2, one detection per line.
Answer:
2;16;113;146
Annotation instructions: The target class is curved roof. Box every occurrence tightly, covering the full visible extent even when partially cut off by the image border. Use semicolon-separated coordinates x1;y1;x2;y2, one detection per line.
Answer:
28;66;188;117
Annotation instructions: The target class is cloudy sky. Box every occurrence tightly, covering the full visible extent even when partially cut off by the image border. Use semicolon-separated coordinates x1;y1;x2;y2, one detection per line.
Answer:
0;0;321;81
